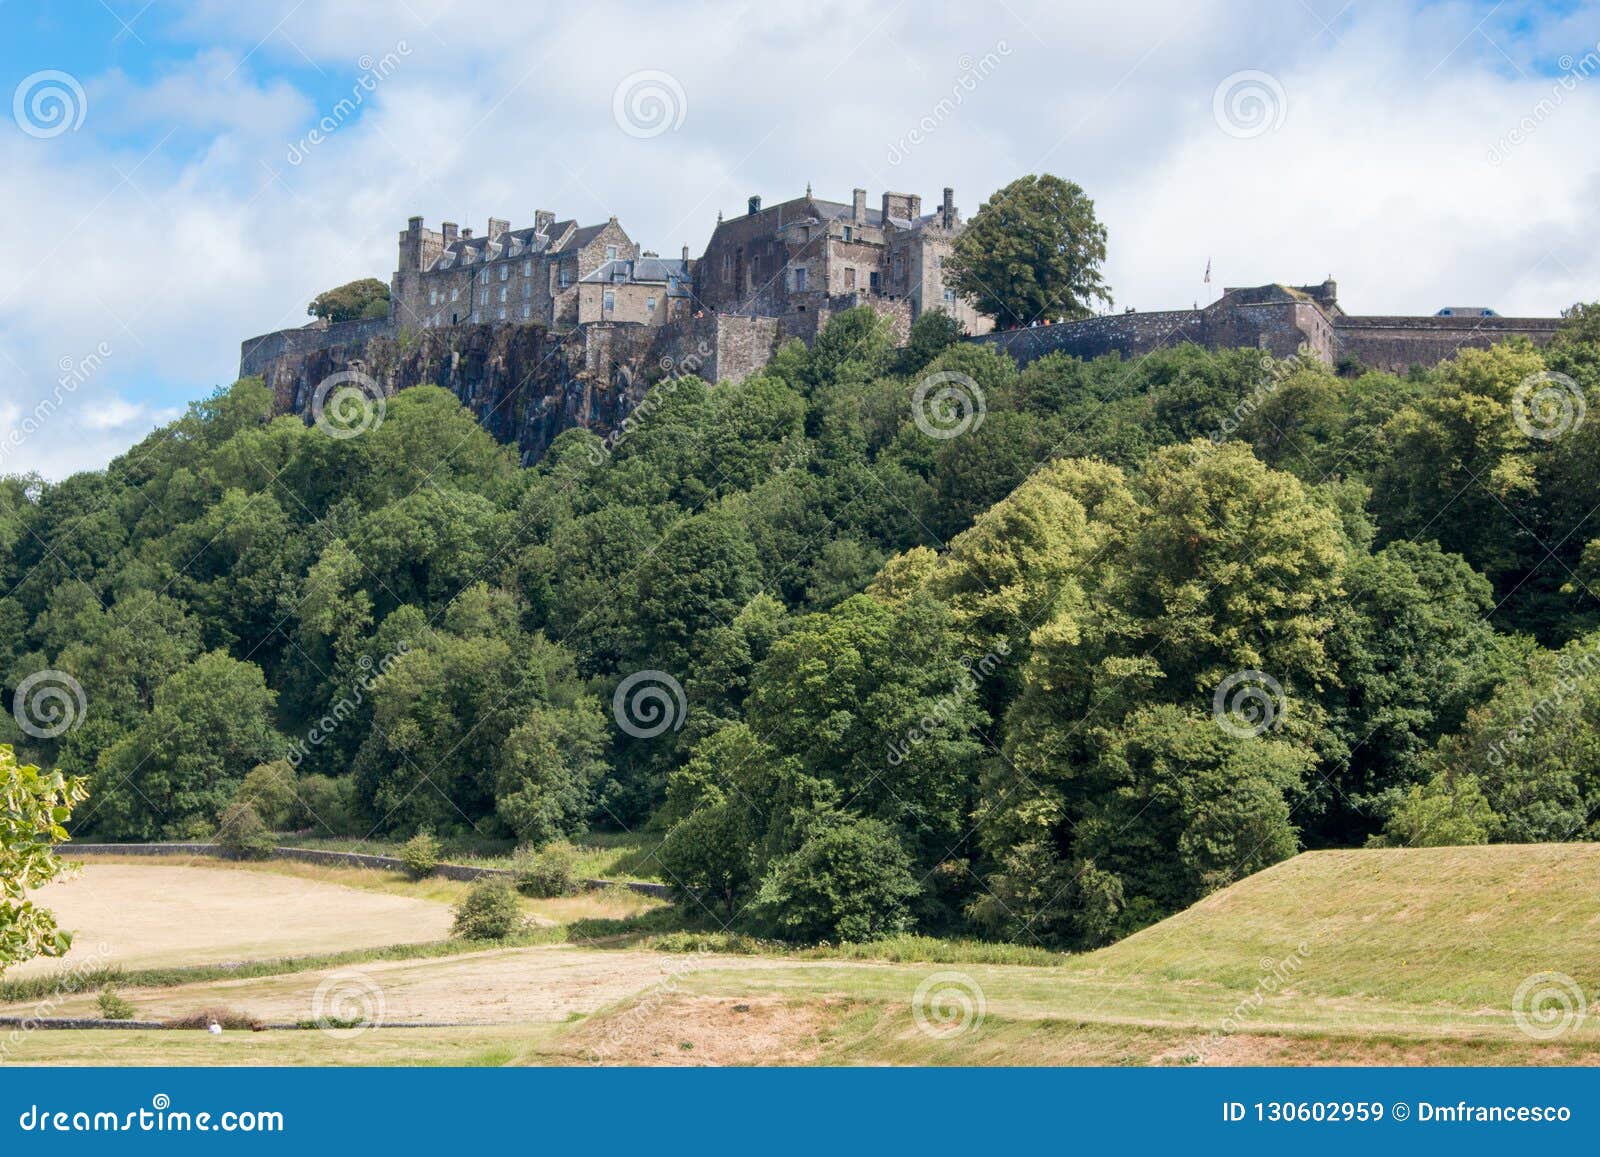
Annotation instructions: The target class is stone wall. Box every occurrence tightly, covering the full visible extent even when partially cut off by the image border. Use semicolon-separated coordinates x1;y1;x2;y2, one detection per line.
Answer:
1332;315;1562;372
239;317;394;380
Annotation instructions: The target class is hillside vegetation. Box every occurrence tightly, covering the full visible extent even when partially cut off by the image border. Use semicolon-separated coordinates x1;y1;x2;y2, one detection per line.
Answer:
6;300;1600;951
8;843;1600;1066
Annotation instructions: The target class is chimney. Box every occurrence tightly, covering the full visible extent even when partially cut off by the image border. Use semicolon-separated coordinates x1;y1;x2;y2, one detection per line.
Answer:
488;217;510;240
682;245;689;261
461;227;473;239
907;193;922;220
852;188;867;224
534;210;555;235
407;215;424;232
748;195;762;216
441;221;458;245
942;187;954;228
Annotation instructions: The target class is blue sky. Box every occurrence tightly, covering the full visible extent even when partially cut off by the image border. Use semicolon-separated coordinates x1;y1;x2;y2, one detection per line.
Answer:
3;0;1599;477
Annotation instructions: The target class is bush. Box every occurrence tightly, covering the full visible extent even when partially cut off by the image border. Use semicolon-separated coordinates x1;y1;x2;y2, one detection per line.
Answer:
510;841;580;897
750;816;920;943
292;774;358;835
400;831;442;879
96;986;136;1020
451;879;524;940
215;800;274;859
235;760;298;830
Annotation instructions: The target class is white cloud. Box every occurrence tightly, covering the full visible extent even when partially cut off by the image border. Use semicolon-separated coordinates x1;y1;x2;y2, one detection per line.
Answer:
4;0;1600;479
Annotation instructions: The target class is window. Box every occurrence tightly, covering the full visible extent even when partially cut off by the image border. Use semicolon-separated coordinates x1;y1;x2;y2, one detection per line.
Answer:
478;289;488;306
605;245;618;261
559;266;572;288
792;267;807;292
522;304;531;319
497;307;506;320
603;289;616;311
843;226;853;242
523;281;532;300
723;252;732;276
429;288;438;305
479;269;489;285
471;310;480;323
523;259;532;276
499;265;508;281
499;286;508;303
646;296;657;312
451;287;459;302
869;271;880;292
844;268;856;290
943;288;957;304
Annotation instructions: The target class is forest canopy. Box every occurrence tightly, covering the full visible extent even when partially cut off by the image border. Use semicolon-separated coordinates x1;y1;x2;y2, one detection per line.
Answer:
5;300;1600;947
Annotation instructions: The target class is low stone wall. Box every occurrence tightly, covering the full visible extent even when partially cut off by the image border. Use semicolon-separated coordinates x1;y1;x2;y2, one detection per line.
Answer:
64;842;673;899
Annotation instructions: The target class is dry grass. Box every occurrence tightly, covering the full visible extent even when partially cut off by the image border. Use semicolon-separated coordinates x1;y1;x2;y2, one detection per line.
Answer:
12;844;1600;1067
13;863;453;977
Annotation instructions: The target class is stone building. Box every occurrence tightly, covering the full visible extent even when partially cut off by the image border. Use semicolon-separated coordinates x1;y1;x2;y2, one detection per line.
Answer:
693;186;993;335
577;251;694;326
392;212;638;331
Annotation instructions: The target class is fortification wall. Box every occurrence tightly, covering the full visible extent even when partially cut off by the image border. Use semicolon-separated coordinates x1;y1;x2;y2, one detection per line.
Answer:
969;310;1204;366
1332;315;1562;373
239;317;394;380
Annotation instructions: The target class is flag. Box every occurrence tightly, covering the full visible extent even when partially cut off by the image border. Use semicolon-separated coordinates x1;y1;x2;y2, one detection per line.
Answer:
1203;259;1211;285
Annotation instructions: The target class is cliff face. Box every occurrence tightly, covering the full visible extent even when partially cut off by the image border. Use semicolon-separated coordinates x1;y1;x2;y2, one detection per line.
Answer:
251;323;653;464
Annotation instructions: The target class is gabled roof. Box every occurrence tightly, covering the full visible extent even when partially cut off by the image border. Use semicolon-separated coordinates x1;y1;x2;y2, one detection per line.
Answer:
580;257;691;295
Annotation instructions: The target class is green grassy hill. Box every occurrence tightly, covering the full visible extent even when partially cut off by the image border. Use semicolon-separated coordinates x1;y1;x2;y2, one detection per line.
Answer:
1084;843;1600;1008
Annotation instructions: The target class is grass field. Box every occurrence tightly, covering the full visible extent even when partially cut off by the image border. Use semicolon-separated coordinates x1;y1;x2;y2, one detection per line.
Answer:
6;844;1599;1066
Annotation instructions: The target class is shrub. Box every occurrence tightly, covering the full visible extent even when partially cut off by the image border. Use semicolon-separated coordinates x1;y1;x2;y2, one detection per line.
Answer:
215;800;274;859
400;831;442;879
451;879;524;940
96;986;136;1020
292;774;358;835
510;841;580;898
750;816;919;943
235;760;298;830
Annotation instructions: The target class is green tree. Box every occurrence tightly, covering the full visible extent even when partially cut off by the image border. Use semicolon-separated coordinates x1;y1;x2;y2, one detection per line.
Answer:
1;745;89;975
307;278;391;323
945;174;1112;325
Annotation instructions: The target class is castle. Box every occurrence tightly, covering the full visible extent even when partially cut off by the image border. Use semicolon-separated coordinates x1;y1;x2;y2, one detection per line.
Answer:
238;183;1567;463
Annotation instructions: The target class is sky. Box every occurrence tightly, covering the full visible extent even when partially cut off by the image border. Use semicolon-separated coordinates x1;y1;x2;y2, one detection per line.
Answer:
2;0;1599;478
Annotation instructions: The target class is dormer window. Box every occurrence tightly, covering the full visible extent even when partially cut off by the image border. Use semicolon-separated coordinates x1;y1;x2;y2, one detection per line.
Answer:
843;226;853;242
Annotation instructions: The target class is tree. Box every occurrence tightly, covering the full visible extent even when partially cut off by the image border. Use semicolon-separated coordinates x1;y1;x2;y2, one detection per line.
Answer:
1;745;89;975
749;815;920;942
307;278;391;323
89;652;284;840
945;174;1112;326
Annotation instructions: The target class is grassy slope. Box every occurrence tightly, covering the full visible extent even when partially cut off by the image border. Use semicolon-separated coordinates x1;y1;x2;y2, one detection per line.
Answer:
10;845;1600;1066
